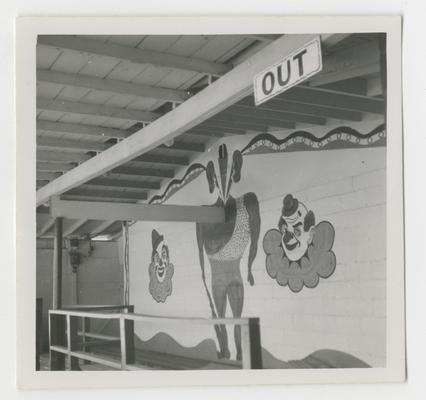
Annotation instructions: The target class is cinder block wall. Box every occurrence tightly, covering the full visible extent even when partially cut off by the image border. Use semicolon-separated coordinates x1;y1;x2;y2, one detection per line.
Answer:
129;120;387;367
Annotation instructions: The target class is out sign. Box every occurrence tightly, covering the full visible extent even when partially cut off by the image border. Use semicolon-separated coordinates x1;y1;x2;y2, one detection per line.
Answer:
254;37;322;106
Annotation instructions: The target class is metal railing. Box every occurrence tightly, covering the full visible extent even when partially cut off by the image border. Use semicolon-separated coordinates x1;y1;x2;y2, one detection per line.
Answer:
49;305;262;370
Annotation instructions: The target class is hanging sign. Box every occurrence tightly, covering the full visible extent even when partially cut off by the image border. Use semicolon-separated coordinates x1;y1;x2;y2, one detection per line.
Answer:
254;37;323;106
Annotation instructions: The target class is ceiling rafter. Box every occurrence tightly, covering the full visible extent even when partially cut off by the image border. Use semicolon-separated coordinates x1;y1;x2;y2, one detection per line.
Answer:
88;177;161;191
37;98;160;123
37;69;191;103
37;162;75;172
37;120;130;139
64;187;148;201
63;219;88;237
38;35;231;75
112;166;174;179
37;150;92;163
37;137;111;152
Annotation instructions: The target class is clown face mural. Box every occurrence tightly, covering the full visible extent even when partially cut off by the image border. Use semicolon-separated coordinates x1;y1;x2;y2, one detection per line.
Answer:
149;229;174;303
278;194;316;262
263;194;336;293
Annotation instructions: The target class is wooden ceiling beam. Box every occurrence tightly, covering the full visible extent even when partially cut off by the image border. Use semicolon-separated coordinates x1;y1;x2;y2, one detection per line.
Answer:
112;165;174;179
37;120;130;139
132;153;189;166
37;150;92;163
37;162;75;172
38;35;230;76
310;40;380;86
37;171;61;181
227;103;328;125
63;219;88;237
37;218;55;237
213;111;295;129
37;137;111;152
37;69;191;103
159;141;205;153
90;220;117;238
37;98;160;123
36;34;319;206
51;197;225;223
88;177;161;191
201;119;267;133
64;187;148;201
280;85;385;114
321;33;352;48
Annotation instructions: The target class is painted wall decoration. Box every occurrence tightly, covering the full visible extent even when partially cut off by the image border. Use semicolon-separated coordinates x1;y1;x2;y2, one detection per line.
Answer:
241;124;386;156
196;144;261;360
149;229;174;303
148;124;386;206
263;194;336;292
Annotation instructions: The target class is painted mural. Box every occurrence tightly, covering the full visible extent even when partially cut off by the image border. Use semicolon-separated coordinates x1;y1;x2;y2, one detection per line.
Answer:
149;229;174;303
196;144;261;360
148;124;386;205
263;194;336;292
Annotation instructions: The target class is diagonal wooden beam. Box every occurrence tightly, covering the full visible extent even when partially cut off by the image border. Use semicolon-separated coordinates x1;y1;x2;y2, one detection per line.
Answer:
37;137;111;152
90;220;117;238
37;34;318;206
37;150;92;163
37;69;191;103
37;120;130;139
37;162;75;172
38;35;230;76
51;197;225;223
63;219;88;237
37;98;160;123
37;218;56;237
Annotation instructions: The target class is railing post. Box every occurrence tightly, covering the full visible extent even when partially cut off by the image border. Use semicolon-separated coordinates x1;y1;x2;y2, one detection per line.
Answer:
82;317;92;364
36;298;42;370
66;315;80;370
125;306;135;365
241;318;262;369
49;313;66;370
119;315;127;370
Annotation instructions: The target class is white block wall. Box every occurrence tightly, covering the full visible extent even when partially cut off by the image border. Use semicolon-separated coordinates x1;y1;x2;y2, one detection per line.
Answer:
128;121;387;367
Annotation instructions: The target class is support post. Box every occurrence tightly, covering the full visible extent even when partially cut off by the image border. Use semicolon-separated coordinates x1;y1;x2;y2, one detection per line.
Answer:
82;317;91;365
52;217;63;310
125;306;135;365
241;318;262;369
50;217;65;370
35;298;42;370
119;316;127;370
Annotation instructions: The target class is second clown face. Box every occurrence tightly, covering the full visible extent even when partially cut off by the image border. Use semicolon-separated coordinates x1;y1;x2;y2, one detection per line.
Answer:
279;195;315;262
153;242;169;283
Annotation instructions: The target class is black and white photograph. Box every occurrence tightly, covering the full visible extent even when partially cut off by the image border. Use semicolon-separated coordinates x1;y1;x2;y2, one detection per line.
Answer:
15;15;404;389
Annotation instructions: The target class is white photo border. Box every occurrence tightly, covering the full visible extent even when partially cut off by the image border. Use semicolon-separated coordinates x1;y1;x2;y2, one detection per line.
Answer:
15;15;404;389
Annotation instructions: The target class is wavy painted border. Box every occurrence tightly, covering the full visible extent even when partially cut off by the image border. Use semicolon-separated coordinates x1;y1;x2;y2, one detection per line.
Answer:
148;124;386;204
241;124;386;155
149;163;205;205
